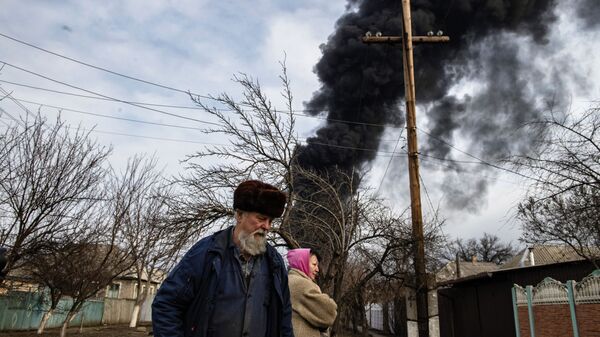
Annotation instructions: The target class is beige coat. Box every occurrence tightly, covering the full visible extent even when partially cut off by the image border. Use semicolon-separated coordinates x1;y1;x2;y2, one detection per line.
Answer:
288;268;337;337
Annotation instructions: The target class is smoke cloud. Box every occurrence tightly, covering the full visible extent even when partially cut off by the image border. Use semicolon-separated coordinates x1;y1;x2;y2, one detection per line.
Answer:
297;0;594;210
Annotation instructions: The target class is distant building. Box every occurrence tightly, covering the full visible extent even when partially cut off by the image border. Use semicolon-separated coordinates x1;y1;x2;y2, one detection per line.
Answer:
102;269;165;300
436;244;597;337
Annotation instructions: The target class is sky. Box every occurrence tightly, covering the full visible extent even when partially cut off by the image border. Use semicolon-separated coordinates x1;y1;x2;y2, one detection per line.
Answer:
1;0;598;247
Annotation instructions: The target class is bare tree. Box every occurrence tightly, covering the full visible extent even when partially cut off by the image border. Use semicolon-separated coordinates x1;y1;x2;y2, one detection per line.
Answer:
118;156;191;327
56;231;131;337
54;155;166;337
23;243;68;334
442;233;516;265
0;115;110;283
22;218;95;334
178;62;299;245
513;105;600;266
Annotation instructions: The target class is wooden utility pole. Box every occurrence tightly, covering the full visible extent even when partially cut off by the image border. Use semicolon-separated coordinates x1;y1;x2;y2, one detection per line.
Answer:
362;1;448;337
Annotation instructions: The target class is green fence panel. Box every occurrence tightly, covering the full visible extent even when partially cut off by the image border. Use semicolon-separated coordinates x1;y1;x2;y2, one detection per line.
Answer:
0;291;104;331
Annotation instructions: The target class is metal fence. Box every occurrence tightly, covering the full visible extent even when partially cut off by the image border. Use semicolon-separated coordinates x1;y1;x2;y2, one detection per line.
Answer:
0;291;103;331
0;291;154;331
366;303;394;332
512;270;600;337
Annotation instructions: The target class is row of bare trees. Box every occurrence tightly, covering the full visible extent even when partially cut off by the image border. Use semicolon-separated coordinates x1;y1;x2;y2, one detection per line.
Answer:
0;116;193;336
182;66;448;337
183;66;599;336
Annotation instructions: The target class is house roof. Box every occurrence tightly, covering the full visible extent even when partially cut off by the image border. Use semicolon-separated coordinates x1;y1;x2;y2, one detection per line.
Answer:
500;244;586;270
117;268;166;284
437;244;595;287
436;260;500;283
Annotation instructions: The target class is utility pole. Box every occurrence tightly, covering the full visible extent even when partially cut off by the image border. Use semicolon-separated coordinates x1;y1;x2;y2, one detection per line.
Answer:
362;1;448;337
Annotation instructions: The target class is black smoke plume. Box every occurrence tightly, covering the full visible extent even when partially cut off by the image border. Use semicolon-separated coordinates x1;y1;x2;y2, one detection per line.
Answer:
297;0;594;210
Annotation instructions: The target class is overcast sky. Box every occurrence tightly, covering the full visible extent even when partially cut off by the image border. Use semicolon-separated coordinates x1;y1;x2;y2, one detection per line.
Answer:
1;0;598;246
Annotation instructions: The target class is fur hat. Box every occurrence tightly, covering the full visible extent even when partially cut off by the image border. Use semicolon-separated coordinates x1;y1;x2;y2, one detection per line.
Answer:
233;180;287;218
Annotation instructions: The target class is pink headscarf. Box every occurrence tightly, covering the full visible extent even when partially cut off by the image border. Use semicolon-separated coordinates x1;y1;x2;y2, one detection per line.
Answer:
287;248;311;277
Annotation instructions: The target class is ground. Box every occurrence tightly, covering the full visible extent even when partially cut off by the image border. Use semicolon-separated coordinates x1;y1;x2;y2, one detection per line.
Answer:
0;325;383;337
0;325;151;337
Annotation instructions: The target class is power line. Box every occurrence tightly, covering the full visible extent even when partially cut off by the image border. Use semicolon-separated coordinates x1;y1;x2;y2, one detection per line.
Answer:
0;78;402;129
0;31;216;101
0;86;35;120
67;124;409;156
13;96;207;132
7;94;405;143
0;32;409;130
419;173;436;214
1;98;408;154
418;156;525;186
65;126;233;146
0;106;24;127
0;79;203;109
376;129;406;194
1;61;223;127
416;127;543;183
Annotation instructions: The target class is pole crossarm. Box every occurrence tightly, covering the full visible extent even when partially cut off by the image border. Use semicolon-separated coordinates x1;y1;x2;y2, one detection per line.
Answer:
361;36;450;44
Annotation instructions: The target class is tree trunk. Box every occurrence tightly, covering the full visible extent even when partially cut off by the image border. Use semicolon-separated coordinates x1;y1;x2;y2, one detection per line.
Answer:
37;308;53;334
129;304;141;327
360;300;369;337
382;301;391;334
393;297;408;337
60;311;77;337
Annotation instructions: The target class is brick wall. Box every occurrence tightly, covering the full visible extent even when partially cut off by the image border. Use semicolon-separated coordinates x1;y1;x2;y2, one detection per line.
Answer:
517;303;600;337
576;303;600;337
533;304;572;337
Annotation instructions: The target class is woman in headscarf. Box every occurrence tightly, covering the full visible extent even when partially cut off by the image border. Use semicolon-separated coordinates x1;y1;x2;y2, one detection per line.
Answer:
287;248;337;337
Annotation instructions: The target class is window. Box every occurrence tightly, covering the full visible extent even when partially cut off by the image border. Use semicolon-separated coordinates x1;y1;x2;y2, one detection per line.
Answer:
106;283;120;298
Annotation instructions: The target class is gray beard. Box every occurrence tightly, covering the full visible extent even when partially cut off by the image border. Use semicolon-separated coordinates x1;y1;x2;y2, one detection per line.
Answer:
238;229;267;256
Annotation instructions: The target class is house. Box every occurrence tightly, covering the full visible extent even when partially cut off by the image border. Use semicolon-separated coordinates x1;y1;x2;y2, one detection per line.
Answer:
436;245;597;337
436;256;500;282
500;244;587;269
102;269;165;300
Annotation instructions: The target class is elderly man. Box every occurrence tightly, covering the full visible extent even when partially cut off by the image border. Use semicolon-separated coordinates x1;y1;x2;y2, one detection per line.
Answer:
152;180;294;337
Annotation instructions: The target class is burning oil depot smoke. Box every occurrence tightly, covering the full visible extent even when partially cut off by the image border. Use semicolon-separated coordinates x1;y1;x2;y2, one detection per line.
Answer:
297;0;596;210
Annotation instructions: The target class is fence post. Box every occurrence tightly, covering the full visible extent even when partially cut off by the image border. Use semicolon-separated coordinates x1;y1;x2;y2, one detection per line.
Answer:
511;286;521;337
526;285;536;337
566;280;579;337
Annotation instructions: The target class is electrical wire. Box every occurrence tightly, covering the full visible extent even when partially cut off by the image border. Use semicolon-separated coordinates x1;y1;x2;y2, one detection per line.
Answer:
0;78;402;129
0;106;24;127
0;86;34;120
0;31;216;101
416;127;544;183
376;129;406;194
1;61;222;127
0;32;405;129
5;93;405;143
13;97;207;132
64;126;233;146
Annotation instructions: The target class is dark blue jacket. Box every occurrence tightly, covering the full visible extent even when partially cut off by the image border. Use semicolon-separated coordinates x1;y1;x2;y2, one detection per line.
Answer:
152;227;294;337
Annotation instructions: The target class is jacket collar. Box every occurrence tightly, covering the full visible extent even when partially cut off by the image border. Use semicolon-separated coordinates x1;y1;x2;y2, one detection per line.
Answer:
289;267;312;281
207;227;232;256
